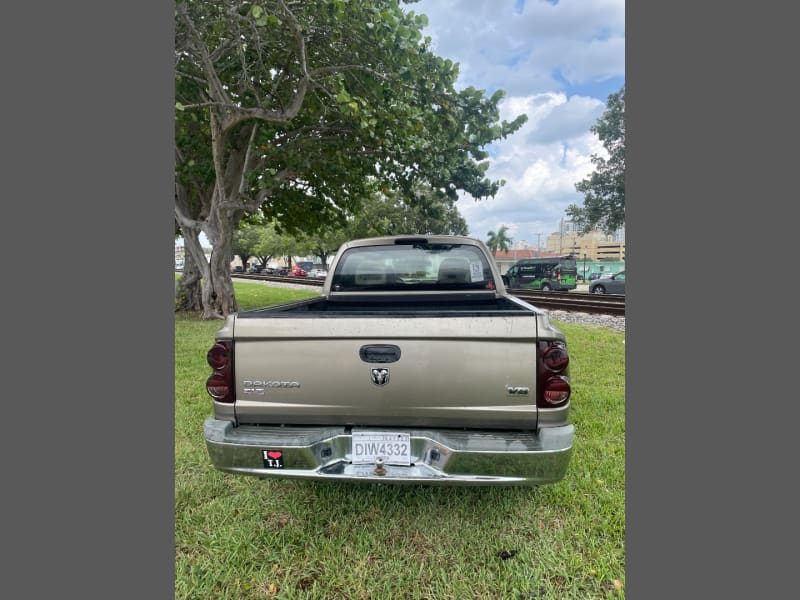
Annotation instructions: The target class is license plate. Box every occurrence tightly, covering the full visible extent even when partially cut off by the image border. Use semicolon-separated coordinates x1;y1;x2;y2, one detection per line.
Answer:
351;431;411;465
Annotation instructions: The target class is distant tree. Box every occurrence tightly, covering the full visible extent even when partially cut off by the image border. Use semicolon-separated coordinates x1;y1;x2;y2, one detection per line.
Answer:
486;225;512;253
249;222;284;267
568;86;625;234
294;186;470;268
232;221;266;268
344;186;469;239
300;226;350;270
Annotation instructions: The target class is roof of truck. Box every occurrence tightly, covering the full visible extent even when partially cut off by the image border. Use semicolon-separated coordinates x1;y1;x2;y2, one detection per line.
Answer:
340;235;485;249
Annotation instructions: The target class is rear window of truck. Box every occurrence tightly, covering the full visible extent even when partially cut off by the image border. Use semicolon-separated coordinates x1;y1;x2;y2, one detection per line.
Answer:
330;242;497;292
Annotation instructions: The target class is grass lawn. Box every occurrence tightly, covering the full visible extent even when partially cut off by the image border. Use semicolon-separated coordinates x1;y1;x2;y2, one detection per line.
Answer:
175;280;625;599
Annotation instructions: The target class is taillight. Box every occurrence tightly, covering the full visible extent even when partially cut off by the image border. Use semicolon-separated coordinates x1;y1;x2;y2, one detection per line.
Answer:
541;341;569;371
537;340;571;408
207;342;230;370
206;340;234;403
543;375;570;405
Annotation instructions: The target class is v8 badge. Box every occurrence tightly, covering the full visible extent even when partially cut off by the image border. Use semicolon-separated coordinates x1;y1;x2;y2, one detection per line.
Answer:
262;450;285;469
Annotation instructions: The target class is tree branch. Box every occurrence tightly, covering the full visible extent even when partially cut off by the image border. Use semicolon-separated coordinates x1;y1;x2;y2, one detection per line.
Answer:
177;3;233;110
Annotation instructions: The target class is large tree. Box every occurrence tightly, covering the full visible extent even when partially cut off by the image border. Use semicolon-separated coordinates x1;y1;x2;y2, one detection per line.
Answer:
568;86;625;234
175;0;527;318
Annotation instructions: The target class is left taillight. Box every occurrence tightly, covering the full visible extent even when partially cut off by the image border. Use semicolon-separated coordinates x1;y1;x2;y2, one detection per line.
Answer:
537;340;571;408
206;340;234;403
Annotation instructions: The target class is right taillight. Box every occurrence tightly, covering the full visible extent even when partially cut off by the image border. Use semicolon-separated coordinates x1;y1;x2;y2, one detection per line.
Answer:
541;341;569;371
206;340;234;403
537;340;571;408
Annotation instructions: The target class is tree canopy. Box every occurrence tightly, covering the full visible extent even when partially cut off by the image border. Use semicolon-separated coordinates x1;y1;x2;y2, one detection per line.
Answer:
568;86;625;234
234;187;471;270
175;0;527;318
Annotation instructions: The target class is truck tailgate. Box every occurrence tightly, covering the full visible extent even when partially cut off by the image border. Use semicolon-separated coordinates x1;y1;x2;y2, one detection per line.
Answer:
232;315;540;430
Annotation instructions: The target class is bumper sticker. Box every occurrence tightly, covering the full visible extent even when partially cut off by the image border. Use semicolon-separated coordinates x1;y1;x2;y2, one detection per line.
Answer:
262;450;285;469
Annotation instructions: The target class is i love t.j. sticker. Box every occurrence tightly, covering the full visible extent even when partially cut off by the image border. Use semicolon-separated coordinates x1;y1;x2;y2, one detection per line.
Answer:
262;450;284;469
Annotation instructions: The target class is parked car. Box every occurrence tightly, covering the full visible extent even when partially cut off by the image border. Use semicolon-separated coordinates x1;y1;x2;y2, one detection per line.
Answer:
262;262;280;275
589;271;625;295
296;261;314;273
587;272;603;281
247;264;263;274
231;265;244;274
308;268;328;279
286;266;308;277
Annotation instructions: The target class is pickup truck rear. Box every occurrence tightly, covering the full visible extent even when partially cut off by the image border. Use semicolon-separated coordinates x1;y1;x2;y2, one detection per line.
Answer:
204;235;573;485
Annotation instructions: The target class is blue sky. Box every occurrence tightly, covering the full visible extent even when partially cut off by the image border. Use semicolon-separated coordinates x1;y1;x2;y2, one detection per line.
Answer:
411;0;625;248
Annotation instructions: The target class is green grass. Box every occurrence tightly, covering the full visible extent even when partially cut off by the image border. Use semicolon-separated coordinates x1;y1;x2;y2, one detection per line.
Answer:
175;280;625;599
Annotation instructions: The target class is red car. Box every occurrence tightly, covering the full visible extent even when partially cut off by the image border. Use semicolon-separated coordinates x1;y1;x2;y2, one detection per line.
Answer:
286;267;307;277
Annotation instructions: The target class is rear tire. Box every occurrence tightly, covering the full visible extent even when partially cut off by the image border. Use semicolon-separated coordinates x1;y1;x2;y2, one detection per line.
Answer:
540;282;552;291
592;285;606;294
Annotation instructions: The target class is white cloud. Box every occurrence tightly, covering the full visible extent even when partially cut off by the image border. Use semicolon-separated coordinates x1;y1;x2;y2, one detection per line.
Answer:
457;92;605;244
412;0;624;246
416;0;624;92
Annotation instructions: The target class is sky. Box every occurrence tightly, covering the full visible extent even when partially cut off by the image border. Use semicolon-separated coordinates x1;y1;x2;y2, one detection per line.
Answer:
411;0;625;249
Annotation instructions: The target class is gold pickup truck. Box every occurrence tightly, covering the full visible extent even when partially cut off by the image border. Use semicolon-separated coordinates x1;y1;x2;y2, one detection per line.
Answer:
204;235;573;485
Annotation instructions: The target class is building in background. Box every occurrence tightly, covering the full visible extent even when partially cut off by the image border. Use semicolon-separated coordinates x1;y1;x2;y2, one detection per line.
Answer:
545;222;625;262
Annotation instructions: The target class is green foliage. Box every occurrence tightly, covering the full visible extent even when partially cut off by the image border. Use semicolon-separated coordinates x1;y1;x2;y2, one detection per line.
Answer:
294;225;350;269
568;87;625;234
253;186;472;268
232;220;297;267
344;185;469;240
175;286;625;599
486;224;513;252
231;222;264;266
175;0;526;237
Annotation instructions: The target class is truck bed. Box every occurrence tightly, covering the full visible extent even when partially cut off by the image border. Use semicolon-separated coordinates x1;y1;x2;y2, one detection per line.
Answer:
239;295;540;318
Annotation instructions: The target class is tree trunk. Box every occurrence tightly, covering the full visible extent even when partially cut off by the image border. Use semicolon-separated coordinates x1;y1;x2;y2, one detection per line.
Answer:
207;223;239;317
181;225;220;319
175;118;260;319
175;247;203;312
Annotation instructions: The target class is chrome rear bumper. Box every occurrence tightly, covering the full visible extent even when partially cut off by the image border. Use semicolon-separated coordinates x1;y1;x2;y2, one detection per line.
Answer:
204;418;573;486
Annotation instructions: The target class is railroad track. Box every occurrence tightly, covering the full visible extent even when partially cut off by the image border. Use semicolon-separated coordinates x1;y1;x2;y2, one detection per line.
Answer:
232;274;625;315
508;289;625;316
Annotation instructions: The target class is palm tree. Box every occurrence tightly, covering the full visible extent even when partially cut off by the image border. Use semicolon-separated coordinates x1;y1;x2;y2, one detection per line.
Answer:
486;225;513;253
